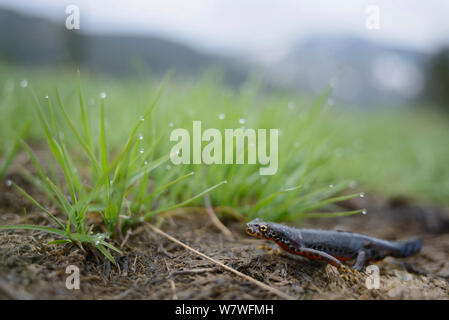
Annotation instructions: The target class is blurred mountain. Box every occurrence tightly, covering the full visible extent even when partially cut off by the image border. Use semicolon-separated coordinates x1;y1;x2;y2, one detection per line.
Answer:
0;8;437;106
268;35;429;106
0;8;249;84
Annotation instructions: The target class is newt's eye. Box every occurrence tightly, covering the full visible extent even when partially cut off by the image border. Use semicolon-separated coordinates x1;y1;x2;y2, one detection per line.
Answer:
259;225;268;232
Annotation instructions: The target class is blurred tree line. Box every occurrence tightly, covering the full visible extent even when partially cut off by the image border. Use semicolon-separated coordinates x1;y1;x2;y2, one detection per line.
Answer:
424;47;449;111
0;8;247;84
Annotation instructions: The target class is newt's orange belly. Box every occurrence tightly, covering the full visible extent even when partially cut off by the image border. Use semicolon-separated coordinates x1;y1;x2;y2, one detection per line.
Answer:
276;241;352;261
330;255;352;262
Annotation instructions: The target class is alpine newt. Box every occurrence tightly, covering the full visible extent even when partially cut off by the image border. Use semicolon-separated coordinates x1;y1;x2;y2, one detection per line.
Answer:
246;218;422;273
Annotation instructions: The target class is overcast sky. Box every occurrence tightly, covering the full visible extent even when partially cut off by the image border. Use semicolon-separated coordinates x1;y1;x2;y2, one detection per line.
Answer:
1;0;448;57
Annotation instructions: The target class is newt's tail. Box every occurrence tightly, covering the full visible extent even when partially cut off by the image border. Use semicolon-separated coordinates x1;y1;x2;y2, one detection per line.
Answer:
392;238;422;258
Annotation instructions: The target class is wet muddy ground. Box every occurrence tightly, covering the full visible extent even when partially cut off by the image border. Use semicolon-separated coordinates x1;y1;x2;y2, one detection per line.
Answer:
1;171;449;300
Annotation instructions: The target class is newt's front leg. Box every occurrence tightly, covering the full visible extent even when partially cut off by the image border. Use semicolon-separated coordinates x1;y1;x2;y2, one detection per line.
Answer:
257;243;282;256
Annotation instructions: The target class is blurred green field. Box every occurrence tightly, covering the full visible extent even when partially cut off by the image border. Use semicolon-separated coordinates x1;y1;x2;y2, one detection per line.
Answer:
1;66;448;207
0;65;448;259
326;108;449;204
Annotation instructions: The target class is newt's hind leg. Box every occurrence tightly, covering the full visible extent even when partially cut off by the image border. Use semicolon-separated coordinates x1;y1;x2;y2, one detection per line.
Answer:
352;250;367;271
297;247;353;280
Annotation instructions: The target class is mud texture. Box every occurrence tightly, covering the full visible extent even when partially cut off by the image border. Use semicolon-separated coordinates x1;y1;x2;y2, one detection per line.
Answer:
1;172;449;300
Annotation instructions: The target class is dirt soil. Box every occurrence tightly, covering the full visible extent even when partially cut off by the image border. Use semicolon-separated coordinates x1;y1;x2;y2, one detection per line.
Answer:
1;171;449;300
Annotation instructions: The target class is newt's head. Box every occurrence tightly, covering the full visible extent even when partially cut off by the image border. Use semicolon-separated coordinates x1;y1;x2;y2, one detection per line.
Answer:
246;218;290;243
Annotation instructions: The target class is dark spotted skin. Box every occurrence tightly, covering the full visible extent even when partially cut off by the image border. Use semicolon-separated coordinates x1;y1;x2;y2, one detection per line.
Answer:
246;219;422;272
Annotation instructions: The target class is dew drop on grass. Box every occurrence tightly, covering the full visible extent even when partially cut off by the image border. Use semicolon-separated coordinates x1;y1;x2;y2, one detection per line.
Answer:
139;116;145;121
329;184;334;188
44;95;49;99
6;180;12;187
95;240;100;245
360;192;365;198
100;92;107;99
144;161;148;166
219;113;225;120
20;80;28;88
239;118;245;125
169;122;174;127
139;148;144;154
223;180;228;184
362;209;368;215
139;134;143;140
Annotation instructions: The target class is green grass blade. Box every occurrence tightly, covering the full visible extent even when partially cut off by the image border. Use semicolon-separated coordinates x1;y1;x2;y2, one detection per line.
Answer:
0;224;67;237
12;182;65;229
141;179;228;220
0;121;31;180
47;239;71;245
143;171;195;203
77;70;93;151
298;192;364;213
251;185;303;214
287;209;365;220
54;88;100;173
100;98;108;171
100;240;122;254
95;244;115;263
